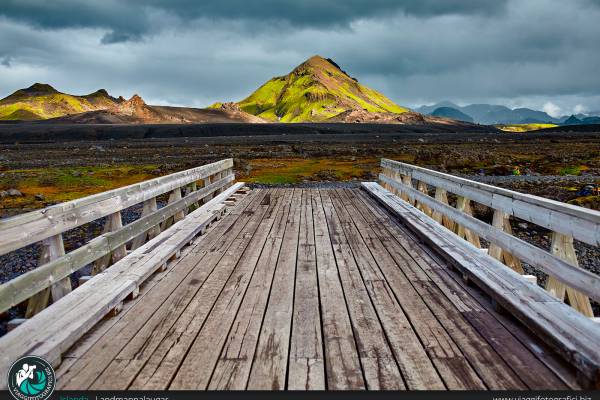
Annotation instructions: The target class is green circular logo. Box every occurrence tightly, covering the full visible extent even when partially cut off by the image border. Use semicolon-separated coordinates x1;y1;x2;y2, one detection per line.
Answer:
7;356;55;400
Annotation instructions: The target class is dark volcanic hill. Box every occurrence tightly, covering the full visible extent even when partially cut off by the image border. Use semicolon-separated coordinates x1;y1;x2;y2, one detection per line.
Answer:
430;106;474;123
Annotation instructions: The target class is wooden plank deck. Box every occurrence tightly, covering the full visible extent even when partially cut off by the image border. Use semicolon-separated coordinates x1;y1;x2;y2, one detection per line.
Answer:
54;188;580;390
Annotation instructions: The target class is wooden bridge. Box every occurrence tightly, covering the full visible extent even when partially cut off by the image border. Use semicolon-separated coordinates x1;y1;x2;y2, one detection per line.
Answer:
0;158;599;390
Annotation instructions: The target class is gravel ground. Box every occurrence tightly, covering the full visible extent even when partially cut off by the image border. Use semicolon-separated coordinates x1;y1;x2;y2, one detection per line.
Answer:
248;181;361;189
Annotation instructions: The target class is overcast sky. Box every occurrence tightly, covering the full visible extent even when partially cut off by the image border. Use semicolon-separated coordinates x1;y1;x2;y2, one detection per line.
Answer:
1;0;600;116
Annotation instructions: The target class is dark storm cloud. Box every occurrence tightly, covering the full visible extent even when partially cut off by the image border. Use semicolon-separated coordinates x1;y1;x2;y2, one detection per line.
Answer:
0;0;599;114
0;0;507;43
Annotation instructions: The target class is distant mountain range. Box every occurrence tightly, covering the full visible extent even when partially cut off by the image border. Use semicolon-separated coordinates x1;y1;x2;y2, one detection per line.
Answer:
0;56;487;131
0;84;265;124
416;101;600;125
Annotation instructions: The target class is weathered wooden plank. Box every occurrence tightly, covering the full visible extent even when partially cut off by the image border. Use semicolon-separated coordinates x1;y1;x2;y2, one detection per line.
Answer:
111;191;275;390
0;159;234;255
545;233;594;317
247;189;302;390
0;183;246;389
338;189;526;389
320;190;416;390
329;190;482;389
92;211;127;275
362;182;600;384
488;209;524;274
310;190;365;390
58;187;257;390
353;189;572;389
26;234;68;317
73;193;266;389
168;190;289;390
287;190;325;390
379;174;600;304
57;225;214;378
0;175;234;314
380;159;600;246
208;191;293;390
130;197;160;250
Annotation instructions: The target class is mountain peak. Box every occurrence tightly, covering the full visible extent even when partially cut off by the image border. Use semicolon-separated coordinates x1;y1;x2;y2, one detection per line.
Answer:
89;89;110;97
293;55;354;79
238;56;407;122
24;83;59;94
301;55;331;68
113;94;152;116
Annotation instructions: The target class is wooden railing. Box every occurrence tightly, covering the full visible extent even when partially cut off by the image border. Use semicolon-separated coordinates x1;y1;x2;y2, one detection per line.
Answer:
379;158;600;317
0;159;234;316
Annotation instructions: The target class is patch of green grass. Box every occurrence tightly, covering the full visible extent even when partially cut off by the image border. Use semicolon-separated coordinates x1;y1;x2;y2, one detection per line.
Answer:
559;165;588;176
496;123;558;132
0;165;160;210
243;157;379;184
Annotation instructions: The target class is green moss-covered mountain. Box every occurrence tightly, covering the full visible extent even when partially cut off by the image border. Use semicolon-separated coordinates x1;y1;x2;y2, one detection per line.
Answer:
236;55;408;122
0;83;120;120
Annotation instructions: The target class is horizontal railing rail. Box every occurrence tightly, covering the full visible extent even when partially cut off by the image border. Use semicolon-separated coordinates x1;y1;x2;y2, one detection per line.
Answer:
380;158;600;317
0;159;234;316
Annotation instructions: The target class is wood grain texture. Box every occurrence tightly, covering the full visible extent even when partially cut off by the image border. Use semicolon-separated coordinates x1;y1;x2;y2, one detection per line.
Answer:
353;188;571;390
381;158;600;246
363;182;600;385
6;187;591;391
247;189;302;390
310;190;364;390
379;174;600;304
0;159;234;255
287;190;325;390
0;183;245;389
0;175;234;314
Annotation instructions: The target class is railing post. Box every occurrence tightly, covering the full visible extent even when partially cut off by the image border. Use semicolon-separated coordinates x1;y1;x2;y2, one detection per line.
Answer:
161;187;184;230
415;181;433;217
227;167;234;188
131;197;161;250
488;210;524;273
432;188;455;231
546;232;594;317
26;234;69;317
455;196;481;248
188;182;199;212
401;175;415;205
203;175;213;203
92;211;127;274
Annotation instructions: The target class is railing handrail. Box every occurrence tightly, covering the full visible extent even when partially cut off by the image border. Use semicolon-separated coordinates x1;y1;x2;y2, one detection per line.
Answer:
0;159;235;317
0;175;234;313
381;158;600;246
0;158;233;255
380;158;599;318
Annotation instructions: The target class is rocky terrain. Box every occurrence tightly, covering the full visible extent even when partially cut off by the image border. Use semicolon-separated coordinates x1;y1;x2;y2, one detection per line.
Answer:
45;96;265;124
